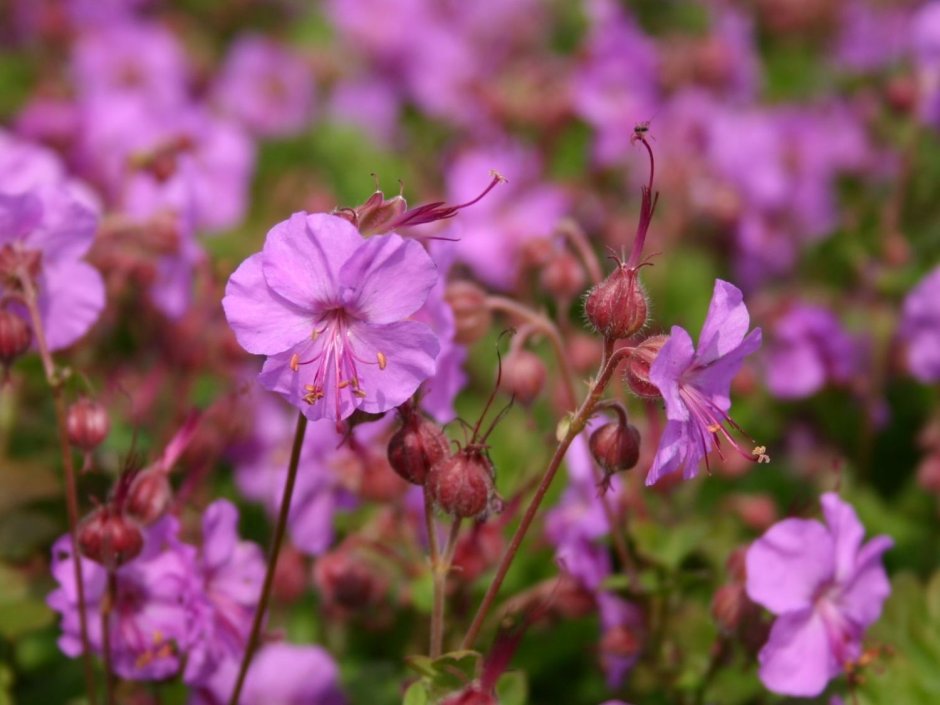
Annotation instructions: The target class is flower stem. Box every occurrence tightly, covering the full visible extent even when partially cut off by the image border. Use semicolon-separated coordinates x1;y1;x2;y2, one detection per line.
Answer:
228;411;308;705
461;346;632;649
430;519;462;658
16;271;97;705
101;571;118;705
424;488;441;657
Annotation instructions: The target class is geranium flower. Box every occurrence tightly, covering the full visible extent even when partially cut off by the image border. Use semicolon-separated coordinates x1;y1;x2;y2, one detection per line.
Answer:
646;279;762;485
746;493;892;697
223;213;440;422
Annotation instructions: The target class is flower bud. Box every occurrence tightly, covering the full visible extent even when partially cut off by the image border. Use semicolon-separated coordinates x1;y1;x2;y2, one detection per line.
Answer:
451;522;504;583
540;252;585;300
428;448;497;519
624;335;669;398
584;265;648;340
0;310;31;366
500;349;546;405
589;421;641;476
387;411;450;485
712;583;747;633
599;624;642;662
313;546;386;611
273;544;307;604
445;281;491;345
66;398;110;451
125;468;172;525
78;507;144;570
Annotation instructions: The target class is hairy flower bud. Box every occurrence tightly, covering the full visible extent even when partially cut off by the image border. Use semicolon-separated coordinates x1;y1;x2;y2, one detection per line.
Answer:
445;281;491;345
125;468;173;525
428;448;497;519
387;411;450;485
0;310;31;366
500;349;547;405
584;265;648;340
590;421;641;477
313;546;386;611
624;335;669;398
78;507;144;570
540;252;585;300
66;398;110;451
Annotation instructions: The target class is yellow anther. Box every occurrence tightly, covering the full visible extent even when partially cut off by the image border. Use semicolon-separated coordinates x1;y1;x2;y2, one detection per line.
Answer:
753;445;771;464
707;423;721;433
289;353;300;372
354;388;367;398
377;351;387;370
152;630;164;645
338;380;351;389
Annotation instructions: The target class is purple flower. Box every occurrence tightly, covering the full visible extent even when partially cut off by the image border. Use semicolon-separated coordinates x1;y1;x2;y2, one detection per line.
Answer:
328;77;401;145
223;213;440;422
899;265;940;382
647;279;762;485
764;303;864;399
0;133;104;351
47;516;199;680
746;493;892;697
212;35;315;138
184;500;265;688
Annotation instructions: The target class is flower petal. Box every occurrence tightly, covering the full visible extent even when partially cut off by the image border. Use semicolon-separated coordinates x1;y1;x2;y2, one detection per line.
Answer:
201;500;238;571
838;535;893;629
223;252;312;355
645;418;706;486
340;233;438;323
261;212;362;309
649;326;695;422
820;492;866;584
38;260;105;351
746;517;834;614
758;607;840;697
696;279;752;365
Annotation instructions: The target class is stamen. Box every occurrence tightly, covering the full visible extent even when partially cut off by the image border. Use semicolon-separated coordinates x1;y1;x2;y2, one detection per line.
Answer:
290;353;300;372
377;351;387;370
753;445;771;464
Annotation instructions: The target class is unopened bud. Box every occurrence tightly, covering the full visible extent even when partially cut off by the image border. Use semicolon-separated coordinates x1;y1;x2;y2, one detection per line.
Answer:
66;398;110;451
78;507;144;570
584;265;648;340
0;310;31;365
428;448;497;519
313;546;386;611
540;252;585;299
567;333;603;374
500;349;546;405
125;468;172;525
590;421;640;481
445;281;491;345
712;583;747;633
624;335;669;398
273;544;307;604
917;452;940;495
599;624;642;662
387;411;450;485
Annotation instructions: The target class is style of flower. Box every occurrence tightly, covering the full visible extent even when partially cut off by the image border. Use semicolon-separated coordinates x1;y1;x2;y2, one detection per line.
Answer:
646;279;763;485
746;493;893;697
899;265;940;383
223;212;440;421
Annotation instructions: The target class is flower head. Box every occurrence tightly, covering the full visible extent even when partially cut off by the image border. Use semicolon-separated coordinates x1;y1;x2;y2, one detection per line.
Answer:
746;493;892;697
223;213;440;422
899;265;940;383
646;279;762;485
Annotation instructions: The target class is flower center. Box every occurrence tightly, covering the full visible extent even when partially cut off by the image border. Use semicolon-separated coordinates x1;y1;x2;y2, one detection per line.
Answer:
678;384;769;470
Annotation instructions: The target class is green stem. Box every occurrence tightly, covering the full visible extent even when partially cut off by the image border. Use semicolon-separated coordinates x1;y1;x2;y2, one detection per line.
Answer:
430;519;462;658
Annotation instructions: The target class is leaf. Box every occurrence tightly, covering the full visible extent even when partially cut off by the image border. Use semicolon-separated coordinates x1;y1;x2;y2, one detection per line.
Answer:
402;681;429;705
495;671;527;705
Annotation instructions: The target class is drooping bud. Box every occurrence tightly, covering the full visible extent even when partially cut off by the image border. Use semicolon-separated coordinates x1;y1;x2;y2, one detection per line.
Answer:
77;506;144;570
387;409;450;485
712;583;747;633
584;264;648;340
589;421;640;482
66;398;110;452
500;349;546;405
0;309;31;366
427;448;497;519
445;281;491;345
125;468;173;525
540;252;586;300
313;545;387;612
566;333;603;374
334;189;408;236
624;334;669;398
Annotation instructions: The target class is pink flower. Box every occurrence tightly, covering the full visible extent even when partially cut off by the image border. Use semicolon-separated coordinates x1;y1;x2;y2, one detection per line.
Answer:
746;493;892;697
223;213;440;421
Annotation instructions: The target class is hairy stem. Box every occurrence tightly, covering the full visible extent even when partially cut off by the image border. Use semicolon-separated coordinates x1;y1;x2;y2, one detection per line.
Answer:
17;271;98;705
430;519;462;658
424;488;441;657
461;346;633;649
228;411;308;705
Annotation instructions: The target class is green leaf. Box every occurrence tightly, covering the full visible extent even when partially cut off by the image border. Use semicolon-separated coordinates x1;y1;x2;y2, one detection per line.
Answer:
402;681;429;705
495;670;528;705
411;571;435;614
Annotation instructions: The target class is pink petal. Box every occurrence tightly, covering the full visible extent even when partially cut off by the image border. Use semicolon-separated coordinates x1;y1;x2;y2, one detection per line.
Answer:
649;326;695;422
696;279;752;365
820;492;866;584
38;260;105;351
758;607;840;697
838;535;893;628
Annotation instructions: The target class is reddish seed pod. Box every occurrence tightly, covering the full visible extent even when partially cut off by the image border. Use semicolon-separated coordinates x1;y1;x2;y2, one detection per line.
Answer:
125;468;173;525
589;421;641;476
584;265;648;340
387;412;450;485
0;310;31;365
624;334;669;398
500;349;547;405
313;547;386;611
540;252;585;300
66;398;110;452
78;506;144;570
712;583;747;633
445;281;491;345
427;448;496;519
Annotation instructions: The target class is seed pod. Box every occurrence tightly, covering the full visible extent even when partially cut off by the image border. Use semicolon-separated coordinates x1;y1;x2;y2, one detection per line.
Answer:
125;468;172;525
445;281;491;345
313;546;386;611
589;421;641;476
540;252;585;300
584;265;648;340
500;349;546;406
712;583;747;633
0;310;31;365
624;335;669;398
387;412;449;485
78;507;144;570
66;398;110;452
427;448;496;519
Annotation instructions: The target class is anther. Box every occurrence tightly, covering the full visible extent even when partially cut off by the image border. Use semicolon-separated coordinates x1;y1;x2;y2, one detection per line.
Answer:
290;353;300;372
377;351;387;370
753;445;771;463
